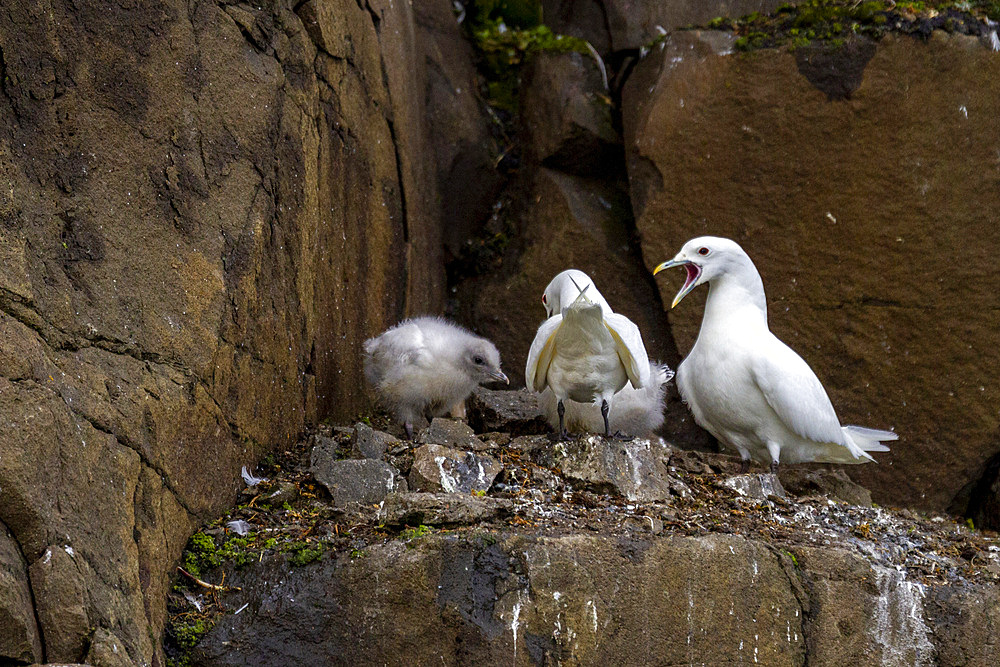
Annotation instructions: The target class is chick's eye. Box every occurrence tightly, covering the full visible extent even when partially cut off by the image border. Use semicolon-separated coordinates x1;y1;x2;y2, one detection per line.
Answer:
541;294;547;304
474;356;485;365
698;247;710;256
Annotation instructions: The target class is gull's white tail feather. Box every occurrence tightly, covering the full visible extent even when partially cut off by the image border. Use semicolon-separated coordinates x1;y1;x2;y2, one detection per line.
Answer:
843;425;896;453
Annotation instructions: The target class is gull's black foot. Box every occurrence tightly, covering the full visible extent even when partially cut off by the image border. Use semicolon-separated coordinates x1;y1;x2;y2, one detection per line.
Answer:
769;460;780;475
609;430;633;442
738;459;751;474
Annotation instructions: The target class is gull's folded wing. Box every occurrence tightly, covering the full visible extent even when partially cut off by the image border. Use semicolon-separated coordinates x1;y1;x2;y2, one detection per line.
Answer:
603;312;650;389
525;315;562;393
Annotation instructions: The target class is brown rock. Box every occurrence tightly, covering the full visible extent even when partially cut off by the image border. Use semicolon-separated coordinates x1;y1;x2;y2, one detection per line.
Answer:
378;492;514;527
0;525;41;664
0;0;474;661
622;31;1000;512
467;386;549;436
29;546;90;662
521;51;618;175
780;467;874;507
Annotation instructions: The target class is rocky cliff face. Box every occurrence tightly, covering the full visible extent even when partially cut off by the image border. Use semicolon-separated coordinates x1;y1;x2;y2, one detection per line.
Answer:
0;0;493;663
172;400;1000;666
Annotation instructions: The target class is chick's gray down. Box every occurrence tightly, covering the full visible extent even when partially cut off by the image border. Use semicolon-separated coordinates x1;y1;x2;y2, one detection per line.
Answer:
364;316;508;437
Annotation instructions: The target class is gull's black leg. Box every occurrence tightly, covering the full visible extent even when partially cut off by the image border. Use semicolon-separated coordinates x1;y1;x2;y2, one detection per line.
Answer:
602;399;611;437
738;459;751;474
558;400;569;441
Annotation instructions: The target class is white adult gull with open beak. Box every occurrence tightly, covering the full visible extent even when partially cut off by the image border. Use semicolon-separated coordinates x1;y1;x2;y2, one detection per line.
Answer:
525;269;651;440
653;236;896;473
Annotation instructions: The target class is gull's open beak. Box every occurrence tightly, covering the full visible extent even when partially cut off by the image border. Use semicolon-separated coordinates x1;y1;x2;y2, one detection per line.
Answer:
490;370;510;385
653;257;702;309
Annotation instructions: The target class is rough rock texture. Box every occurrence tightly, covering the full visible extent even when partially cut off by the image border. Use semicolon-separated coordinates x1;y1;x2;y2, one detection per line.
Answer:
544;435;690;502
310;457;402;508
192;531;997;666
379;492;514;527
467;386;549;436
622;30;1000;513
350;423;400;460
0;524;40;663
418;417;488;451
409;444;502;494
0;0;494;662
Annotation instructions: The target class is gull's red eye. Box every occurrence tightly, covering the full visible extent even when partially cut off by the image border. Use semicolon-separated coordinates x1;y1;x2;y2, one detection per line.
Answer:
698;247;710;256
541;294;547;304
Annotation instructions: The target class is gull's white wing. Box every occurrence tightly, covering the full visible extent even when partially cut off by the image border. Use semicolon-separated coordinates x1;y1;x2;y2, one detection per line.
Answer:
525;315;562;393
750;337;845;445
603;312;650;389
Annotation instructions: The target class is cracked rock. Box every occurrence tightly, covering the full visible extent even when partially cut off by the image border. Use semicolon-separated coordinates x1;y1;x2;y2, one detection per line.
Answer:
408;444;501;494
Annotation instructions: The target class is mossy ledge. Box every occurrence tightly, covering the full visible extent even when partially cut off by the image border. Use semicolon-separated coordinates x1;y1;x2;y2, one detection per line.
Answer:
688;0;1000;51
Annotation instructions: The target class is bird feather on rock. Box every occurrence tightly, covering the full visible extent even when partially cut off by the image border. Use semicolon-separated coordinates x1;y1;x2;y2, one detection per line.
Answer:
525;270;655;439
654;236;896;473
364;317;508;438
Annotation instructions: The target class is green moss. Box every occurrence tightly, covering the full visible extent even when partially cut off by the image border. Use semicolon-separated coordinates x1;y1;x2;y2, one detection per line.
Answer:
283;540;325;567
399;524;433;541
692;0;1000;51
182;532;220;578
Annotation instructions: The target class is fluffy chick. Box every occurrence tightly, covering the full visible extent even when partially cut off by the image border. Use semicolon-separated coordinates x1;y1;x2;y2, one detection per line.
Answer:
363;316;508;438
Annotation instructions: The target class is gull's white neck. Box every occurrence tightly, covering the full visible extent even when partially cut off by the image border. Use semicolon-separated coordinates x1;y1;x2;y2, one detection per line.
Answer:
701;259;768;331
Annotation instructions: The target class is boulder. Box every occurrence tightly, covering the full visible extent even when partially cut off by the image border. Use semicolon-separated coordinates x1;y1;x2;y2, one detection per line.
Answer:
409;444;502;494
723;473;787;501
547;436;688;501
780;467;874;507
467;387;548;436
310;453;403;508
351;423;400;460
622;30;1000;512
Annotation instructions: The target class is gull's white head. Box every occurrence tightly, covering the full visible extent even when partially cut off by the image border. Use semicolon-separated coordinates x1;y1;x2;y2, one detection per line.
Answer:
541;269;611;317
652;236;754;308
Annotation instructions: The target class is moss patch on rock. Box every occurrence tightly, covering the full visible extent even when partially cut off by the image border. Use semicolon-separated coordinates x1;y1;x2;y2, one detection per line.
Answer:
692;0;1000;51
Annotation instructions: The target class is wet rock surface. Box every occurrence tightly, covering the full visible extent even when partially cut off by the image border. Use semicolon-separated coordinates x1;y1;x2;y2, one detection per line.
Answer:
409;444;502;494
165;408;1000;666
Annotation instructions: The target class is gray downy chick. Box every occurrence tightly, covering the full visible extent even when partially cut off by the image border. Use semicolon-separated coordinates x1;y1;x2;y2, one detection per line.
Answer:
363;316;509;438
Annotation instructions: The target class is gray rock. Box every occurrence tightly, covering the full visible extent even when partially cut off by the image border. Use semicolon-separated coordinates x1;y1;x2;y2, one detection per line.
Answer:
378;493;513;527
548;436;686;502
408;444;501;494
310;450;402;507
85;627;133;667
723;474;787;501
779;468;873;507
468;387;549;436
418;418;487;451
351;423;400;460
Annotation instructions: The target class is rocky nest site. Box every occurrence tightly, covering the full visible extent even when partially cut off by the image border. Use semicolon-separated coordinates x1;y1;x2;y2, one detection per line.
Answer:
165;388;1000;665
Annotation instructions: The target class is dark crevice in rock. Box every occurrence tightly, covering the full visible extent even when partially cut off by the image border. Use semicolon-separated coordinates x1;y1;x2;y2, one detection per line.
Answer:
1;518;47;664
794;38;878;101
956;441;1000;531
